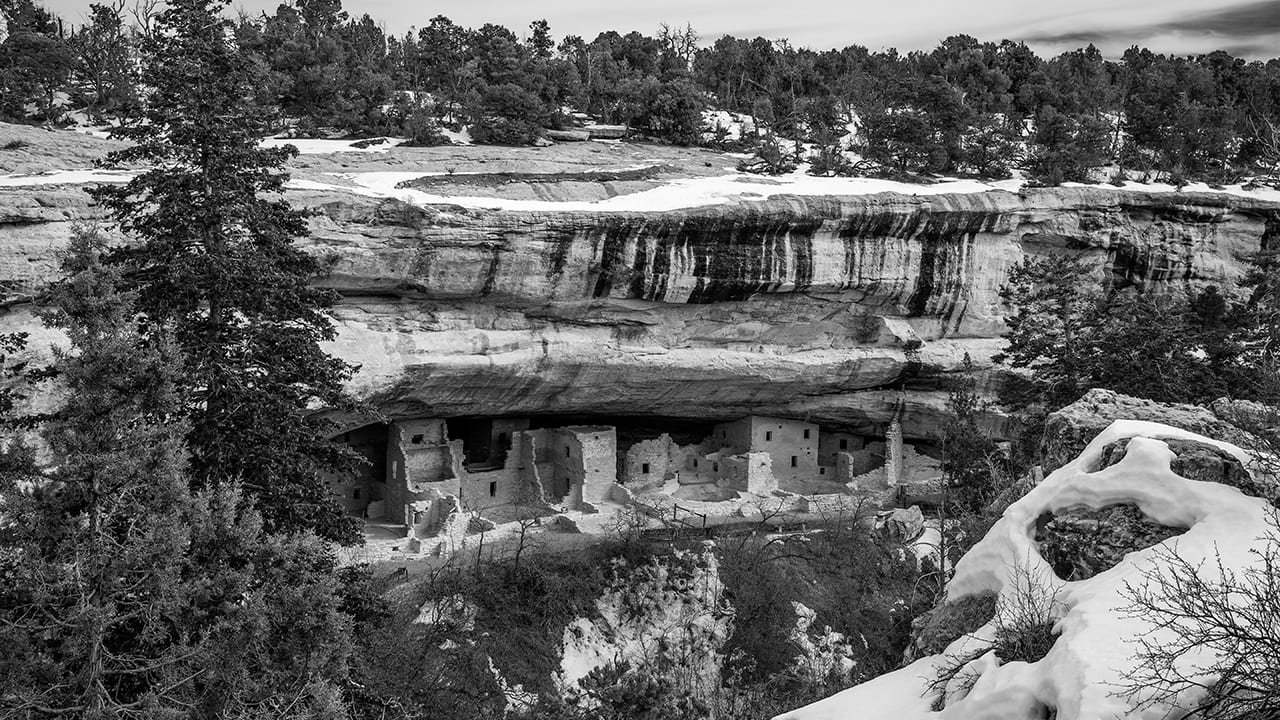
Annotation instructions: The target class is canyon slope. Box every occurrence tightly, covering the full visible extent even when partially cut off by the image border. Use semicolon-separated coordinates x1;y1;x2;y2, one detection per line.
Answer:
2;122;1277;438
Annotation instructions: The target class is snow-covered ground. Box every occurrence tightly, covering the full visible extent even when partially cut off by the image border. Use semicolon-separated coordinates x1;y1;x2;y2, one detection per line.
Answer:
439;126;472;145
777;420;1277;720
289;166;1280;212
0;169;134;186
5;145;1280;209
702;109;757;142
291;167;1026;212
260;136;409;154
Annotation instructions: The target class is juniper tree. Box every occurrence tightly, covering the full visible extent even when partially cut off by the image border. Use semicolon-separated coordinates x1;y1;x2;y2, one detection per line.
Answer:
91;0;359;543
0;228;356;718
0;228;196;717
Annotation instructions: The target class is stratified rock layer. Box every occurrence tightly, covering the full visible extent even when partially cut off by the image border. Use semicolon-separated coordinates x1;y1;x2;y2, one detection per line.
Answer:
4;156;1279;437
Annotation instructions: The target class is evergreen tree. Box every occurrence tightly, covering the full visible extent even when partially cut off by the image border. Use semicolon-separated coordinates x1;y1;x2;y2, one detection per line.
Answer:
940;355;1004;512
0;0;75;120
1023;106;1111;186
858;108;941;178
469;82;548;145
0;228;196;716
91;0;359;544
0;228;356;718
0;330;28;422
622;76;707;145
994;254;1100;410
957;114;1022;179
70;3;137;120
528;18;553;60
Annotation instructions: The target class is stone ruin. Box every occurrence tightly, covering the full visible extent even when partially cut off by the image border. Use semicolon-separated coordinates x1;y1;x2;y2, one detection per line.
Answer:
327;412;944;561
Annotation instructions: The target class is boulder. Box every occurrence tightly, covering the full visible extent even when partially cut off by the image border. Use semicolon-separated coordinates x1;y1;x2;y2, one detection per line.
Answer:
1042;389;1251;471
543;129;591;142
585;124;627;139
879;505;925;542
1099;436;1276;503
905;592;997;661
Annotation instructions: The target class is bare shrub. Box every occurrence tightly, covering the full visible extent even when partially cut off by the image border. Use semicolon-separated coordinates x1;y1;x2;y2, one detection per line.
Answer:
1118;519;1280;720
927;561;1062;710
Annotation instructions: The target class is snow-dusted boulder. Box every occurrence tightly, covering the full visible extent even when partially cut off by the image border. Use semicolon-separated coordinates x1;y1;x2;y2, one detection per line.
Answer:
1041;389;1249;471
777;419;1277;720
879;505;926;542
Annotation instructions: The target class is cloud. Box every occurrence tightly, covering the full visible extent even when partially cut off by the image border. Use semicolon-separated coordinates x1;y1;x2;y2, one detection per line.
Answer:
1024;0;1280;56
1163;0;1280;37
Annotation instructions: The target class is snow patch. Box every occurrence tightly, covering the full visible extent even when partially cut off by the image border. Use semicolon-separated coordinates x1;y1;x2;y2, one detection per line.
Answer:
440;126;473;145
1063;179;1280;203
293;166;1028;213
259;136;408;154
0;169;133;186
702;109;757;143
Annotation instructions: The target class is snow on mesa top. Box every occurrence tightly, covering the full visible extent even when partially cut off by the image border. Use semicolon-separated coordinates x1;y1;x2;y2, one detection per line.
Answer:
4;122;1280;207
776;420;1275;720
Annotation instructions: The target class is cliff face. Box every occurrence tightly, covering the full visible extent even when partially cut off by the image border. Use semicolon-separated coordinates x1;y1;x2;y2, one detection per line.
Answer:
3;179;1276;438
302;185;1276;437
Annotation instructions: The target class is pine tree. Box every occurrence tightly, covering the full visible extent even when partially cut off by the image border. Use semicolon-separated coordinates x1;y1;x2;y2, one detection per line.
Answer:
91;0;359;543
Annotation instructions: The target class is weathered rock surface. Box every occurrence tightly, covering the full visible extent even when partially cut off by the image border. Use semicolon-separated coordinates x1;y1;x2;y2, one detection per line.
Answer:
0;122;126;174
558;548;728;695
1041;389;1255;471
1100;436;1276;503
1036;504;1185;581
5;128;1280;437
543;129;590;142
905;592;997;661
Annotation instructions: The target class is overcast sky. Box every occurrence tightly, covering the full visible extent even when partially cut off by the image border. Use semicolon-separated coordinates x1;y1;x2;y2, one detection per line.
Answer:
45;0;1280;59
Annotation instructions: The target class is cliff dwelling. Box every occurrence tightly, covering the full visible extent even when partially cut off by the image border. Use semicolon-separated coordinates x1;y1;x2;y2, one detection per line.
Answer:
326;411;944;559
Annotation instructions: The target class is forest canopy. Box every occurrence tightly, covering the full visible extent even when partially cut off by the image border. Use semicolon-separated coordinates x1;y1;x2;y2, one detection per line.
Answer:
5;0;1280;185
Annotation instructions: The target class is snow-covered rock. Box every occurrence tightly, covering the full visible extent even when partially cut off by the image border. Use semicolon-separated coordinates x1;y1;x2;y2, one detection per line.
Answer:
776;419;1277;720
260;136;408;154
701;110;757;143
1041;389;1252;471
